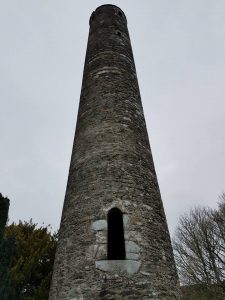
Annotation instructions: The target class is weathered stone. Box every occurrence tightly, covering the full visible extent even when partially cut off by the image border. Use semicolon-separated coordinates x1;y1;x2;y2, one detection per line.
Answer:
91;220;107;231
126;253;140;260
95;260;141;274
49;4;181;300
95;244;107;260
96;231;107;244
123;200;131;207
125;230;142;242
140;271;151;276
126;241;140;253
123;214;129;227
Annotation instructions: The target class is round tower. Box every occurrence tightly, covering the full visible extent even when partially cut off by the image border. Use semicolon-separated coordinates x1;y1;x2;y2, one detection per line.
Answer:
49;5;180;299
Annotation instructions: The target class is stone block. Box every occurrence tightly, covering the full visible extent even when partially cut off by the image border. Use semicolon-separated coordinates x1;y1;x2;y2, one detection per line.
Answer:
95;244;107;260
125;230;141;242
95;260;141;274
126;241;140;253
91;220;107;231
126;252;140;260
96;231;107;243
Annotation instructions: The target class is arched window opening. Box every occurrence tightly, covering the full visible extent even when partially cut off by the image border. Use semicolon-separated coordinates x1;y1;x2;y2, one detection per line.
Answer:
107;208;126;260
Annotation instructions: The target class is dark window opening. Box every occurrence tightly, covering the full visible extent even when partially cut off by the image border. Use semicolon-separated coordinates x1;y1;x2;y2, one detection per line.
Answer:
118;11;122;17
117;31;121;36
107;208;126;260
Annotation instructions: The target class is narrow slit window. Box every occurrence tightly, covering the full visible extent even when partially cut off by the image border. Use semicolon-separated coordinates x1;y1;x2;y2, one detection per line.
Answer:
107;208;126;260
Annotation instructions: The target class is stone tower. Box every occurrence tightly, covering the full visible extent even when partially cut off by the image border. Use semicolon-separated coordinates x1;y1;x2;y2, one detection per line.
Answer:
49;5;180;300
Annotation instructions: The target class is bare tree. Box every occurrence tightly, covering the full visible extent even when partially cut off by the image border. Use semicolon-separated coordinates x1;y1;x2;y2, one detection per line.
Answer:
173;194;225;298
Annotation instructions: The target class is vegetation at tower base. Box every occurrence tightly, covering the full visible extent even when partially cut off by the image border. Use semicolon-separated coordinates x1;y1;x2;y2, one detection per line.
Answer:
4;220;57;300
0;193;9;237
173;193;225;299
0;194;10;297
0;193;12;299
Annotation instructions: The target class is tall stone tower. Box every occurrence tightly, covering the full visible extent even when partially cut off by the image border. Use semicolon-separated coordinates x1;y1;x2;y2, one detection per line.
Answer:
49;5;180;300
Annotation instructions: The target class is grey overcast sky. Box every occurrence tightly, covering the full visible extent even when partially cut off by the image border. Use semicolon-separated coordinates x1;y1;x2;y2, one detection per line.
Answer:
0;0;225;235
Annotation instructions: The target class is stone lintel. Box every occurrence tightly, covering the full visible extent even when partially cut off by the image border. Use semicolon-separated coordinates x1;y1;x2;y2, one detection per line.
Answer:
95;260;141;274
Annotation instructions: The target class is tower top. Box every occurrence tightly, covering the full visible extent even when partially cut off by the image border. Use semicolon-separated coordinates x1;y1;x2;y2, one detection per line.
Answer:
89;4;127;26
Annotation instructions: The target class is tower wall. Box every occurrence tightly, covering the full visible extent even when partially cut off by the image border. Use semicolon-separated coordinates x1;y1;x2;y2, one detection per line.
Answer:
49;5;180;300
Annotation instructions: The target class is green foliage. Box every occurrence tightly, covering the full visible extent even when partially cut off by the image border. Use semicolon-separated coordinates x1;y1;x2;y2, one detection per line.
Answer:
0;193;9;238
4;220;57;300
0;235;14;299
0;193;11;300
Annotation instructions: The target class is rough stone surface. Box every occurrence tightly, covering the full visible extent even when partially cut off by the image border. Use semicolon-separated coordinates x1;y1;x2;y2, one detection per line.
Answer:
49;4;181;300
91;220;107;231
125;241;140;253
95;260;141;274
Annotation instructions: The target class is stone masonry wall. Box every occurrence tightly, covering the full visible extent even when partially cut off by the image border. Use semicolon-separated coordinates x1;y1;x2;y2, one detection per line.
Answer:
49;5;181;300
